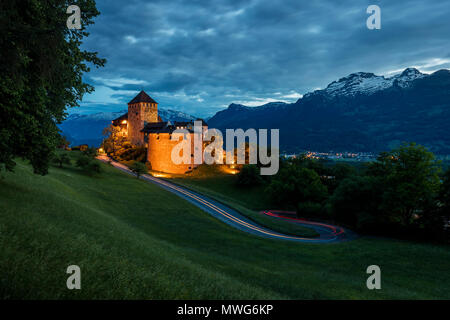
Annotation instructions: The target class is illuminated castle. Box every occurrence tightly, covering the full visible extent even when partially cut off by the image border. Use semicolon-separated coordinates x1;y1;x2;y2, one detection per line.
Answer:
112;91;207;174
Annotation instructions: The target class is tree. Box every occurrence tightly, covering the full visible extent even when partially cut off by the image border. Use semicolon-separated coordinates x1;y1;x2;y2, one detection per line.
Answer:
324;163;357;193
102;125;124;155
128;161;147;179
0;0;105;175
76;154;101;174
58;135;71;150
52;152;71;168
330;175;383;228
367;142;441;226
82;146;97;158
266;166;328;211
439;168;450;217
236;165;263;187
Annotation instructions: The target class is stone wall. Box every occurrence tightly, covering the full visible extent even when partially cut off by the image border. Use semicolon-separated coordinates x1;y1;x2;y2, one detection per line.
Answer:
143;103;158;123
127;102;158;146
147;132;200;174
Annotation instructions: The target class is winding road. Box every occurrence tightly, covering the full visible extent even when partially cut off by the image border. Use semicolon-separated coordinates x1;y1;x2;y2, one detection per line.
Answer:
98;156;351;243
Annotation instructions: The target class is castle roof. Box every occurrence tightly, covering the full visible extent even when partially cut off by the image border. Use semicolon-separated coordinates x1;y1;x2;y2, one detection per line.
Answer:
128;90;158;104
142;120;204;134
142;122;179;134
112;112;128;125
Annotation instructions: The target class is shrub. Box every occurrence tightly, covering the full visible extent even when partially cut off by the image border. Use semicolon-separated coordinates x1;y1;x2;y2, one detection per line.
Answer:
52;152;71;168
116;146;146;162
82;147;97;158
86;161;101;174
76;154;101;175
128;161;147;179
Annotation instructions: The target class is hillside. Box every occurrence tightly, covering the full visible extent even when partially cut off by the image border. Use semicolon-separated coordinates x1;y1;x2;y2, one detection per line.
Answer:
208;68;450;154
1;157;450;299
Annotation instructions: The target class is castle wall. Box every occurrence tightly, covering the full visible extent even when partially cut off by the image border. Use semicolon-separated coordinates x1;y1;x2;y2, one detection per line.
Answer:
147;133;200;174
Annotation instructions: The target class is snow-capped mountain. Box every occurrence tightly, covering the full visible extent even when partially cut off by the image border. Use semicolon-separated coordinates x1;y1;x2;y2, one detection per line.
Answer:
393;68;426;88
65;110;127;122
208;68;450;154
158;109;197;122
59;108;198;147
305;68;427;98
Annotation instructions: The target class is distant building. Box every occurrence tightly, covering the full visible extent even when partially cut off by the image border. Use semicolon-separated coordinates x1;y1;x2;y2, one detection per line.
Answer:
112;91;208;174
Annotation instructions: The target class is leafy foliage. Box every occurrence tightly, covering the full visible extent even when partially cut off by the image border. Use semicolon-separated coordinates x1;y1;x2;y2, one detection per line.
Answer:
439;169;450;217
367;142;441;226
236;165;263;187
266;143;448;241
330;175;383;229
76;153;100;174
51;152;71;168
102;125;126;155
0;0;105;175
128;161;147;179
266;165;328;211
82;146;98;158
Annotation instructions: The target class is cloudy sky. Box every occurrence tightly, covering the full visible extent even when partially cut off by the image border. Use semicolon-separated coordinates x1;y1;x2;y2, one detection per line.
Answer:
78;0;450;117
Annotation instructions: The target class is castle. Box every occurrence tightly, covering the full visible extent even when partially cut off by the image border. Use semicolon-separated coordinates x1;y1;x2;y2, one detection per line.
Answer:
112;91;208;174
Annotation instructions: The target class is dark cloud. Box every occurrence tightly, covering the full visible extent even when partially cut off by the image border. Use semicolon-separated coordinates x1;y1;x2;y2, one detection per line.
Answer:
77;0;450;116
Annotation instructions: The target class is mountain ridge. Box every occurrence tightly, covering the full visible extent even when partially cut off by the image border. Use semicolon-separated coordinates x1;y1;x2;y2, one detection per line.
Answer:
208;68;450;154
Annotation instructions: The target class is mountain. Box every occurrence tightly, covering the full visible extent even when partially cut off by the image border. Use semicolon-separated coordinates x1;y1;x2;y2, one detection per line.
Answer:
59;108;197;147
208;68;450;154
314;68;426;98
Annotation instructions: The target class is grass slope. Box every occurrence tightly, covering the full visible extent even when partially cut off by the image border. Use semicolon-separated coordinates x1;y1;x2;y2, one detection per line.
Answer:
0;159;449;299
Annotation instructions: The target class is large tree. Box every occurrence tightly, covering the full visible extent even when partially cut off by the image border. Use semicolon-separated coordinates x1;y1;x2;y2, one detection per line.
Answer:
0;0;105;174
367;142;441;226
266;165;328;211
439;168;450;217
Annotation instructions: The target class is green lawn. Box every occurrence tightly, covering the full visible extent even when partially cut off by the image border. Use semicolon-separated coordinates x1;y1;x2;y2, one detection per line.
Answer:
0;158;449;299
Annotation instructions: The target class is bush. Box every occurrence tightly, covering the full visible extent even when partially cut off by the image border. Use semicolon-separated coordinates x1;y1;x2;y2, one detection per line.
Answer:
128;161;147;179
52;152;71;168
76;154;101;174
236;165;263;186
82;147;97;158
116;146;146;162
86;161;101;174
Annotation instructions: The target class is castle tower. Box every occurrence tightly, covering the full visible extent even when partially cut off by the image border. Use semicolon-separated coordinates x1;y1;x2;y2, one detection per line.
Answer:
127;91;158;146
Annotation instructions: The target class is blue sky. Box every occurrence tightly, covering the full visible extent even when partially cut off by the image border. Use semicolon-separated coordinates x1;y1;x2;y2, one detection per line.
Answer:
76;0;450;117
